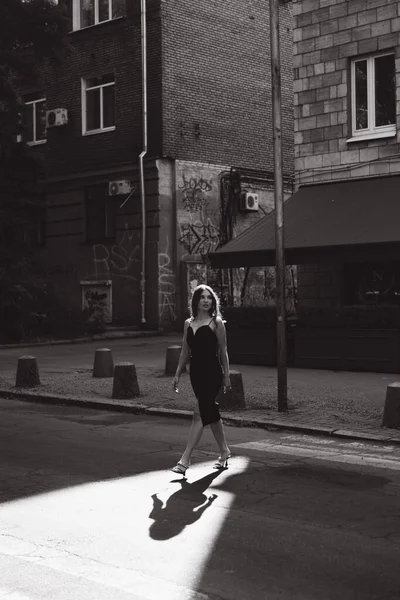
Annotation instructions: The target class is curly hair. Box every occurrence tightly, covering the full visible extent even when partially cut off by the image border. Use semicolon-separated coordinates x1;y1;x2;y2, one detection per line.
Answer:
190;285;222;320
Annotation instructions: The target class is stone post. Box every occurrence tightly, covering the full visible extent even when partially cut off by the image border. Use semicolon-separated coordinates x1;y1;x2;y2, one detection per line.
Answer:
382;383;400;429
15;356;41;388
165;345;185;376
218;370;245;411
112;362;140;399
93;348;114;378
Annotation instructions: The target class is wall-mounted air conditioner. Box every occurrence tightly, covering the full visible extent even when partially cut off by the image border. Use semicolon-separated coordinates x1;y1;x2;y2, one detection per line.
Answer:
46;108;68;128
108;180;132;196
240;191;259;212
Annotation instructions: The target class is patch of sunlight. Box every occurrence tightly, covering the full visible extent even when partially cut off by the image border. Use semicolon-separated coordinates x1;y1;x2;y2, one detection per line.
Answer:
0;588;33;600
0;457;250;599
236;440;400;471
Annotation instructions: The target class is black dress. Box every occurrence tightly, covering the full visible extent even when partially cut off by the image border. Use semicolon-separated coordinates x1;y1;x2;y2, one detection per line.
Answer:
187;319;223;426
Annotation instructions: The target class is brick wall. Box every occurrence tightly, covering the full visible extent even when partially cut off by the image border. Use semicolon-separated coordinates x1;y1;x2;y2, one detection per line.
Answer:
33;0;295;181
38;161;162;325
21;1;165;327
40;0;162;179
20;0;297;328
161;0;294;178
293;0;400;186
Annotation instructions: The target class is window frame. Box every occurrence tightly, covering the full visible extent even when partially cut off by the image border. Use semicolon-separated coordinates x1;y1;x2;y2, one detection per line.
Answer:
72;0;124;31
81;75;116;136
350;52;396;141
24;97;47;146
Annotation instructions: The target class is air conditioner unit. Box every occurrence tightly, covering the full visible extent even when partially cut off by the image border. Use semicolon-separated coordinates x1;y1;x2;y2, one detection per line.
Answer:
240;192;259;212
108;180;132;196
46;108;68;128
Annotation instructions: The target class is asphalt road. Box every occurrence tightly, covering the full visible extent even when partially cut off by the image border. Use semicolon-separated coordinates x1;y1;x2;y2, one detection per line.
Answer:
1;398;400;600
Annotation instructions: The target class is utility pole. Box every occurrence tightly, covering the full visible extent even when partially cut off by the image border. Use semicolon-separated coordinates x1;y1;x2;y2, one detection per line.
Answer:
270;0;288;411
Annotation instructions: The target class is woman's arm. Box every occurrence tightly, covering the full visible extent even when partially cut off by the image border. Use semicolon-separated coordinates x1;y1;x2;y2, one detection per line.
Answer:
215;317;231;390
174;320;190;383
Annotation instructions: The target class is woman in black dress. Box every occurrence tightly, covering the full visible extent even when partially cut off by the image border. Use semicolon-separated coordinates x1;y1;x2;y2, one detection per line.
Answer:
172;285;232;475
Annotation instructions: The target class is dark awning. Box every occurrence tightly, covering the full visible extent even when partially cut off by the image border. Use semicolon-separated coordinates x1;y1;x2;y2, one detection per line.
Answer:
209;176;400;268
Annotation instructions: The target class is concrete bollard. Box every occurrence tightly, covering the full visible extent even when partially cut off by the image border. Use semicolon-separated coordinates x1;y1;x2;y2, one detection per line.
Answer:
93;348;114;378
165;345;185;376
382;382;400;428
15;355;41;388
218;370;245;411
112;362;140;399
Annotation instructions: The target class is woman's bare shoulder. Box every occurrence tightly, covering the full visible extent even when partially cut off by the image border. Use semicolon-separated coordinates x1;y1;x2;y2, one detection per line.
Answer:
214;316;226;327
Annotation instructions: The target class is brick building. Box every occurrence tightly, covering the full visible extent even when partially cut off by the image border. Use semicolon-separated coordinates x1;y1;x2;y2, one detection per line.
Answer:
213;0;400;310
23;0;294;329
293;0;400;308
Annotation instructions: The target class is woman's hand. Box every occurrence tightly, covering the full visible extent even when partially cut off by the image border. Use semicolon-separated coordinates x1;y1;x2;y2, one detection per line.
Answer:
173;375;180;393
223;375;231;393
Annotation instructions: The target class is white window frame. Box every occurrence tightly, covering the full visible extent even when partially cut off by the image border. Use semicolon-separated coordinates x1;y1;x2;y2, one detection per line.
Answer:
25;97;47;146
350;52;396;142
72;0;123;31
81;76;115;136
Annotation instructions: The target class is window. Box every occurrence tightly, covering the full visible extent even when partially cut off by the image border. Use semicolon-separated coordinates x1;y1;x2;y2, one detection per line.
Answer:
23;95;46;145
73;0;125;30
82;74;115;134
344;262;400;306
85;185;116;241
350;53;396;140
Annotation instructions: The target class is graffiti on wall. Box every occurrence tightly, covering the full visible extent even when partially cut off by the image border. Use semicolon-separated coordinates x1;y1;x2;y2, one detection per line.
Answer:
176;163;296;311
83;287;111;322
178;174;213;213
92;228;140;282
158;237;177;322
177;166;221;260
178;217;220;256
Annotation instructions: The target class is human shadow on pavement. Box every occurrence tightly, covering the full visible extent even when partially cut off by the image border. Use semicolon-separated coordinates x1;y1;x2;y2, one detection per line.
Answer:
148;470;223;540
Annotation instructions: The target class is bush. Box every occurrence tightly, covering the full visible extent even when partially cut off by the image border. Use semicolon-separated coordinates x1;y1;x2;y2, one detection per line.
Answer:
0;280;106;343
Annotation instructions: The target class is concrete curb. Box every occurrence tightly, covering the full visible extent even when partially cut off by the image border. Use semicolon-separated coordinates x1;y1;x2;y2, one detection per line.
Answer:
0;330;162;350
1;388;399;446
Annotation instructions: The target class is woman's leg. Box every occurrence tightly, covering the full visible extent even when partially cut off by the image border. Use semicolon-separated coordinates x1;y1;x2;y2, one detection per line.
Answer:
179;410;204;466
210;419;230;458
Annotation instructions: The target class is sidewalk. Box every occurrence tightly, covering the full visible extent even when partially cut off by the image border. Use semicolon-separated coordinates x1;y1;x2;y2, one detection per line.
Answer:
0;331;400;445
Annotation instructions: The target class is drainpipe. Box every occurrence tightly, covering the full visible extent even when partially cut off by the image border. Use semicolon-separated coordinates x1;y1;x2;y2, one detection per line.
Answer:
139;0;148;324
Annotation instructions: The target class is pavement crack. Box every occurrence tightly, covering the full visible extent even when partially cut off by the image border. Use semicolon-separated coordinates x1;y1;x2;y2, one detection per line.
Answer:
0;468;42;484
